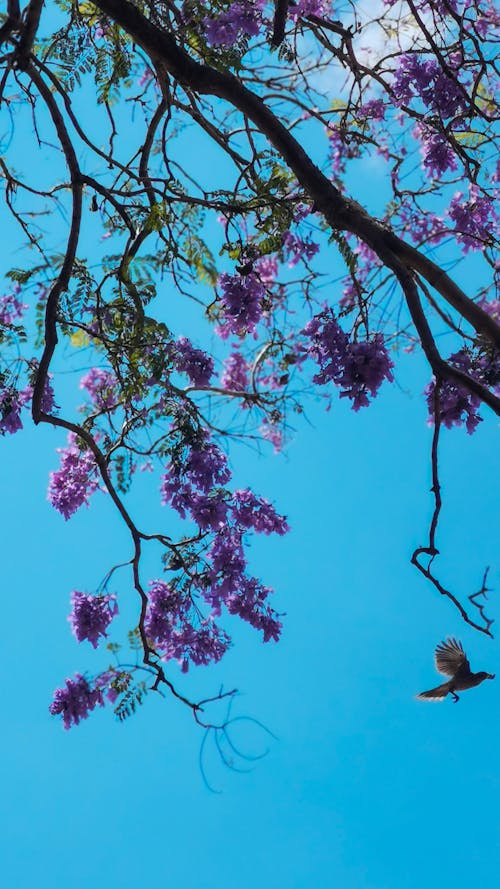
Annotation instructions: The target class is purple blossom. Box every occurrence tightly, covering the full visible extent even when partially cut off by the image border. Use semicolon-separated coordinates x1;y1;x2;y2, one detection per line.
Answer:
208;528;246;603
69;591;118;648
338;335;395;411
290;0;331;20
49;674;104;729
425;375;482;434
302;311;349;386
144;580;230;668
328;125;347;176
255;255;278;284
174;337;214;386
144;581;182;644
176;620;230;669
393;55;435;106
398;207;446;245
185;440;231;492
216;272;265;339
448;186;498;252
220;351;250;392
357;99;386;120
80;367;118;410
226;576;282;642
283;231;320;267
302;310;394;408
414;124;458;178
204;0;264;48
160;474;194;518
232;488;289;535
25;364;58;414
48;433;100;520
40;377;57;413
0;386;30;435
160;436;231;515
480;298;500;324
260;419;283;452
189;491;228;530
424;344;500;433
393;54;465;117
0;287;28;325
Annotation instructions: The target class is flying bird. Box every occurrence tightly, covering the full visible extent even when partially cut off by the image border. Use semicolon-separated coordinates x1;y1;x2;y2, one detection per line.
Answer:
416;638;495;702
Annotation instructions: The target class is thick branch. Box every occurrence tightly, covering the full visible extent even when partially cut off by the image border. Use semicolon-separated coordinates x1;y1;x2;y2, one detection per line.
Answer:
0;0;21;48
24;63;83;423
271;0;290;47
391;267;500;416
17;0;43;62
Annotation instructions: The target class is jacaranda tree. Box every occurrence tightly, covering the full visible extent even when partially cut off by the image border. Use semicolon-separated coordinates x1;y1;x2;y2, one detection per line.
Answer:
0;0;498;736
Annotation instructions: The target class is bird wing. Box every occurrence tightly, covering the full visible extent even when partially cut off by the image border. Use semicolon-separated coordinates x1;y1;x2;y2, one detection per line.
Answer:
434;638;470;676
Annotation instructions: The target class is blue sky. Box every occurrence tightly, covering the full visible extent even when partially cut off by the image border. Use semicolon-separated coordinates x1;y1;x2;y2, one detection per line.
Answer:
1;16;499;889
1;346;498;888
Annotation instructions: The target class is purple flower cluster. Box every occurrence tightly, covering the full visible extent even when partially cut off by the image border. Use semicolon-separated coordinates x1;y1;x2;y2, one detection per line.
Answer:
204;0;264;48
425;342;500;434
413;124;458;178
0;286;28;326
289;0;331;20
283;231;320;267
357;99;386;121
226;576;282;642
232;488;290;535
144;580;230;669
448;186;498;252
49;674;104;729
480;298;500;323
302;310;394;410
69;591;118;648
173;336;214;386
340;242;383;308
216;272;265;339
205;525;282;641
255;256;278;285
398;206;446;245
48;433;100;520
80;367;118;410
0;386;30;435
220;351;250;392
161;432;231;518
189;490;228;530
40;377;57;413
260;418;283;452
25;363;58;415
160;428;288;651
393;54;466;118
328;124;359;176
425;375;481;434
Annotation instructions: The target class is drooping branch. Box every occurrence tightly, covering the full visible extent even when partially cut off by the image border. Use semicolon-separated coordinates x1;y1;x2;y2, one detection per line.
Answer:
411;385;493;637
23;62;83;423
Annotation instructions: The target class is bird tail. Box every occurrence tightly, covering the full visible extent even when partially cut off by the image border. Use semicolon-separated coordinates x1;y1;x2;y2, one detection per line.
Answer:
415;682;450;702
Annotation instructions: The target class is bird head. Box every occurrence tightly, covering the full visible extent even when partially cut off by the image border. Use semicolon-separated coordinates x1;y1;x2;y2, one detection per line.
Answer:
478;672;495;681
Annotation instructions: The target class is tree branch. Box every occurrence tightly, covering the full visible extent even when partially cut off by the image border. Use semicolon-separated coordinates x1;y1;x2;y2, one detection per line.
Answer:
92;0;500;357
23;62;83;423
